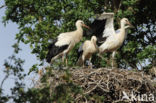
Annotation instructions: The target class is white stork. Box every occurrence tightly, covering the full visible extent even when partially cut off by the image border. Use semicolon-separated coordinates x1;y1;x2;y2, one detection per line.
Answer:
46;20;90;65
115;25;132;39
86;13;134;68
77;36;98;67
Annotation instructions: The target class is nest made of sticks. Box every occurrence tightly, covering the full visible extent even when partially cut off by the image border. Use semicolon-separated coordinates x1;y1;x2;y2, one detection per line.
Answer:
35;67;156;103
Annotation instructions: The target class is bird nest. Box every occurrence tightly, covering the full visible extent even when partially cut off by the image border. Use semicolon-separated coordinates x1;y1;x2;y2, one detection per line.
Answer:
35;67;156;103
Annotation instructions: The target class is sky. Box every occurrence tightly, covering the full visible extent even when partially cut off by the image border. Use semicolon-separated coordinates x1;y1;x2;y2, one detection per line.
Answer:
0;0;39;95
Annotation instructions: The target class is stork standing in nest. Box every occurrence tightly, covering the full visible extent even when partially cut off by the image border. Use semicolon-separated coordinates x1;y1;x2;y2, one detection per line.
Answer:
46;20;90;65
86;13;134;68
77;36;98;67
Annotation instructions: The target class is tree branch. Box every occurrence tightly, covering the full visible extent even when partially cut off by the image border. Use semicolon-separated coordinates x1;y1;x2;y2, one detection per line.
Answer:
0;5;5;9
0;74;9;89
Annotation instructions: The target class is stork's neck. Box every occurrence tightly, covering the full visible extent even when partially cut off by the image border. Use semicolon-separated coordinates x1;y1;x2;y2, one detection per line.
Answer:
76;25;83;30
92;40;96;48
91;39;94;45
118;22;126;43
76;25;83;34
74;25;83;43
121;22;126;30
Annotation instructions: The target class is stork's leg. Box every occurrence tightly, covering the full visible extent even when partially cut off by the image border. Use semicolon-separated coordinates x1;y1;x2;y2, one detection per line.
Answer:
112;51;116;69
97;53;103;59
82;55;85;68
62;54;65;63
51;53;63;64
62;53;68;66
89;57;91;63
97;52;108;61
88;57;92;69
65;58;68;66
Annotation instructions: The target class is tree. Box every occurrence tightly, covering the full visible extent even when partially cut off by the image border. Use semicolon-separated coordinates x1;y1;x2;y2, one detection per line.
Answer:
3;0;155;70
1;0;156;102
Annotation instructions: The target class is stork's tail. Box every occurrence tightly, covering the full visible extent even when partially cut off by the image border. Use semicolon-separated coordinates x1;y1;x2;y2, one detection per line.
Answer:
46;38;69;63
76;43;84;65
46;42;55;63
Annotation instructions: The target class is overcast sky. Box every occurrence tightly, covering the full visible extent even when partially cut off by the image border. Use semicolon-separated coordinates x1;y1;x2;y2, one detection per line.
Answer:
0;0;39;95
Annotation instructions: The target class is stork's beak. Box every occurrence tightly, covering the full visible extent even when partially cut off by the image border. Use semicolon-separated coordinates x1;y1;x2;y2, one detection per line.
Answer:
82;24;90;29
127;22;134;28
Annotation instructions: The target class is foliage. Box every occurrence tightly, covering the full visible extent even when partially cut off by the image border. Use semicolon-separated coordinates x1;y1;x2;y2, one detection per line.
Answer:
0;0;156;102
3;0;156;70
0;54;25;103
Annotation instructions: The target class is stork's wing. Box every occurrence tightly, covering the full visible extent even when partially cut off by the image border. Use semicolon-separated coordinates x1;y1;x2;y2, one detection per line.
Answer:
86;19;106;38
85;13;115;46
46;38;69;63
102;13;115;38
55;32;73;46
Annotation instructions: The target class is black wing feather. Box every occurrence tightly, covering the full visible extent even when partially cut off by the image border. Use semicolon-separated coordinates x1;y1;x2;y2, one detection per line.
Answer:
46;38;69;63
77;43;84;60
86;19;107;46
86;19;106;38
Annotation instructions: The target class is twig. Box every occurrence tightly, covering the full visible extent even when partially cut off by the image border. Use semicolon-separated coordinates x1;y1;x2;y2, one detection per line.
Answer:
0;74;9;89
34;68;156;102
84;79;103;94
0;5;5;9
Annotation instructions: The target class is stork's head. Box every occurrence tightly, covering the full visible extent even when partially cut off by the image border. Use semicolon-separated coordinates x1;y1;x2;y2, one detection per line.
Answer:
91;36;97;46
91;36;97;42
76;20;90;29
91;36;99;51
121;18;134;28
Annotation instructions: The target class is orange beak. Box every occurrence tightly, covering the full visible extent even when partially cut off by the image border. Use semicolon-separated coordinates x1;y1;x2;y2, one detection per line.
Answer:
127;21;134;28
82;24;90;29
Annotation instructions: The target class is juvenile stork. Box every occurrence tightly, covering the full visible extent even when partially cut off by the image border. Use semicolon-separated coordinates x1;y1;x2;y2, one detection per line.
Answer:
46;20;90;65
86;13;134;68
115;25;132;40
77;36;98;67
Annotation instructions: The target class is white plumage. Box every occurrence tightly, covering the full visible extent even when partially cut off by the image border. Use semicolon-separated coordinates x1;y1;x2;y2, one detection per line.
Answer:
99;18;133;53
46;20;90;65
77;36;98;67
84;12;134;68
98;13;134;68
115;25;132;40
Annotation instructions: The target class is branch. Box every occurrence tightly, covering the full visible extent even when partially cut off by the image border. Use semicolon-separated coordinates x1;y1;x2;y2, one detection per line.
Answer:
0;74;9;89
112;0;122;13
0;5;5;9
